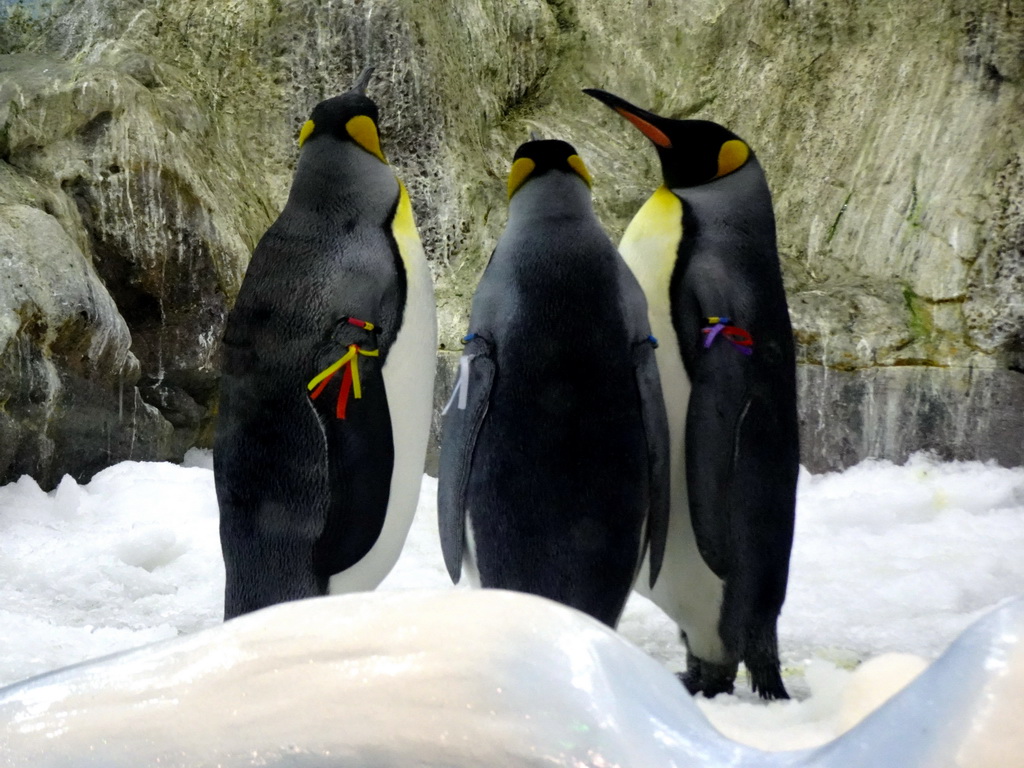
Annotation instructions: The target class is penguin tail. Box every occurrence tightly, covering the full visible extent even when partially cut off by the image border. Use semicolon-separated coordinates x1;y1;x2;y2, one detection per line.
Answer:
742;620;789;701
719;577;789;700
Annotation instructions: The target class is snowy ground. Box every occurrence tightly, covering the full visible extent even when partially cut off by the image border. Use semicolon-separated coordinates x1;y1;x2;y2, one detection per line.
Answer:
0;451;1022;751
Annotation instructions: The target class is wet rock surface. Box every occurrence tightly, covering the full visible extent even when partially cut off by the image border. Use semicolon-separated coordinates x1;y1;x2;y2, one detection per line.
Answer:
799;365;1024;473
0;0;1021;486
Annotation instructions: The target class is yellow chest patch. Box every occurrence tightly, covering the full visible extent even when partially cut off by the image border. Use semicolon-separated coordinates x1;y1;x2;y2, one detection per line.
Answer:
388;179;434;342
391;182;423;272
618;186;683;317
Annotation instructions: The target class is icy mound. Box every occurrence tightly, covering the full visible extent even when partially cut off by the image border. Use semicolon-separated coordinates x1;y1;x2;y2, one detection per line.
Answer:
1;590;1020;767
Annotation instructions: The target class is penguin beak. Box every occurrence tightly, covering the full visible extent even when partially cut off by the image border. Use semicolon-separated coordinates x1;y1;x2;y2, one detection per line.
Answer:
353;65;375;95
583;88;673;149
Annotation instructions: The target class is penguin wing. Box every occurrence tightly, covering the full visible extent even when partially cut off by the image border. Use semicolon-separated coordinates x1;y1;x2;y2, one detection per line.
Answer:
634;337;671;588
684;349;796;592
307;321;396;580
437;335;496;583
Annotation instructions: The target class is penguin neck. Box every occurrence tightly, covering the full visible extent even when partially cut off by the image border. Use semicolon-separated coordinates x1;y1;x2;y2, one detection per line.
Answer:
285;140;398;222
671;158;776;247
507;171;593;223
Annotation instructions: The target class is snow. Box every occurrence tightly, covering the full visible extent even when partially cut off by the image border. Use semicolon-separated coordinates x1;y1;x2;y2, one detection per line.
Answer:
0;450;1022;753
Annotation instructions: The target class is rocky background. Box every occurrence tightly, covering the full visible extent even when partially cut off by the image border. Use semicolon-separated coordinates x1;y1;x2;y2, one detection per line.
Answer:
0;0;1020;488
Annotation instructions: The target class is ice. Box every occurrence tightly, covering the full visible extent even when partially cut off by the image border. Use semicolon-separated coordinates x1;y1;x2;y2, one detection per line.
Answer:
0;591;1020;767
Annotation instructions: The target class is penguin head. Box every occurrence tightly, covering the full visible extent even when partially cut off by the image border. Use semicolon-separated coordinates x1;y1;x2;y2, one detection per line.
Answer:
298;66;387;163
507;138;593;200
583;88;751;189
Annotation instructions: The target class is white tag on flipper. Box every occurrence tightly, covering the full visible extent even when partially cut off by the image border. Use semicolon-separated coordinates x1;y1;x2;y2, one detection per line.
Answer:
441;354;475;415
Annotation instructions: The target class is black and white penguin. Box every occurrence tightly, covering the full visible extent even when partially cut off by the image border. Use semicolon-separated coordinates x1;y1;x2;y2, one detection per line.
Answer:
215;68;436;620
437;138;670;628
584;88;799;699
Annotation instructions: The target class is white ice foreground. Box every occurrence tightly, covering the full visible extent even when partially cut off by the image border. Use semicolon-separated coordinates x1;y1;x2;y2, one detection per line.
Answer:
0;589;1020;767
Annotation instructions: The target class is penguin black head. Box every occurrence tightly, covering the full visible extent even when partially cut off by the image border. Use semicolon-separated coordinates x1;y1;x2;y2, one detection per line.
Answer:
507;138;593;199
583;88;751;189
298;67;387;163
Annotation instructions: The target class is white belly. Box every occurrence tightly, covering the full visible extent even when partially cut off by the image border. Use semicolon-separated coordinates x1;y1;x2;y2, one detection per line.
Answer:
621;187;726;662
461;511;482;588
329;183;437;593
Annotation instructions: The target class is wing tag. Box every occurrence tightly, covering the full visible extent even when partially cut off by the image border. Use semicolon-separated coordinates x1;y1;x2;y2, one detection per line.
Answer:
441;353;476;414
702;317;753;355
308;341;380;419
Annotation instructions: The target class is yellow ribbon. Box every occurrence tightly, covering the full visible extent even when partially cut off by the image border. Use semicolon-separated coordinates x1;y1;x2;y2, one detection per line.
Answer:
307;344;380;399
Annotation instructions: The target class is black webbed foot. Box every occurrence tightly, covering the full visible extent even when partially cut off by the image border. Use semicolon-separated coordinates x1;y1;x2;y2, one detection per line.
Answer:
677;650;738;698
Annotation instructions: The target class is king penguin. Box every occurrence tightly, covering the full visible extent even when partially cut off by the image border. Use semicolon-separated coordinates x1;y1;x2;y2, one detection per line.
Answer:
214;67;437;620
584;88;799;699
437;138;670;628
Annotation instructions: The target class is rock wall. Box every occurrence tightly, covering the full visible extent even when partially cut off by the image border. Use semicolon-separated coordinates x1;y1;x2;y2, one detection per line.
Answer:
0;0;1021;486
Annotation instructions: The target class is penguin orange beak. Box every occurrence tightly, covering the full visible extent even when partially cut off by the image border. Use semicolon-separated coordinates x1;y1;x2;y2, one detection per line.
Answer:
583;89;673;149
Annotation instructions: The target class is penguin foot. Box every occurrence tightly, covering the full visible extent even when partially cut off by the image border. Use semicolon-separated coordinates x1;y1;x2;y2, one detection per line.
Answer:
678;654;738;699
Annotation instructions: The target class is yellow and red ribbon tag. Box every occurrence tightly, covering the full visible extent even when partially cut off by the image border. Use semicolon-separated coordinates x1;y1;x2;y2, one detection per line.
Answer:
345;317;375;332
308;343;380;419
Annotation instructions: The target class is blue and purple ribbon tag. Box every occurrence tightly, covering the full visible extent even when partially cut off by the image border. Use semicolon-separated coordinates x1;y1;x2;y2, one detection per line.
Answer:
702;317;753;355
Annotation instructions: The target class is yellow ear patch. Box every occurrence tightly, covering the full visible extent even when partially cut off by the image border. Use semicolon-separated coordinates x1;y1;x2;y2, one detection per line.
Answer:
298;120;315;147
507;157;536;199
567;154;593;187
345;115;387;163
716;139;750;177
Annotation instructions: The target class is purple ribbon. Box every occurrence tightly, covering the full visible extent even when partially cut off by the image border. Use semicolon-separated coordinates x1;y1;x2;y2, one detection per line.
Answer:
701;318;753;356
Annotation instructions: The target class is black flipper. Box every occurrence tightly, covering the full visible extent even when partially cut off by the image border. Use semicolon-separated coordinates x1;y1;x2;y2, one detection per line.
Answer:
716;381;795;700
634;337;671;588
683;348;746;580
686;369;797;607
217;382;327;619
307;321;395;587
437;335;495;583
684;340;797;700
